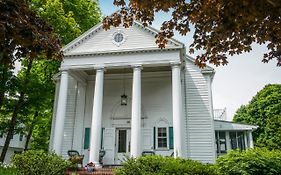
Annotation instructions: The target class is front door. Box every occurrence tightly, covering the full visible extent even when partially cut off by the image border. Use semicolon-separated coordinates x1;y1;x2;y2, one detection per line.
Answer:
115;128;131;164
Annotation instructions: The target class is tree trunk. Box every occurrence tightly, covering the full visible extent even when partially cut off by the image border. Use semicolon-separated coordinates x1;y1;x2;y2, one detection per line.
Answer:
0;59;33;162
0;65;8;108
0;89;4;109
24;111;38;150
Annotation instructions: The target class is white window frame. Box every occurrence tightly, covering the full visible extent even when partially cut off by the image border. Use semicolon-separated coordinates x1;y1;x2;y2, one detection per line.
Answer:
156;127;169;150
112;30;127;47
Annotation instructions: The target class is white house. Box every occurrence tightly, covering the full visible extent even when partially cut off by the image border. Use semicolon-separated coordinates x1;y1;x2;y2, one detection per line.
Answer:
49;21;257;166
0;133;26;163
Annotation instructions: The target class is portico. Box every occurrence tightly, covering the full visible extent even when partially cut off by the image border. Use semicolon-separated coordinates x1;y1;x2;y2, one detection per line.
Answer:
52;61;185;165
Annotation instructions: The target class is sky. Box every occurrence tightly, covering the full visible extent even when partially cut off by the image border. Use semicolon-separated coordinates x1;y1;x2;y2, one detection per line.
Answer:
99;1;281;120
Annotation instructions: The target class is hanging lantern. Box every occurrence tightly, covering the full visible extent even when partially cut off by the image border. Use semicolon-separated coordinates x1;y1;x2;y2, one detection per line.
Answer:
121;93;128;106
121;68;128;106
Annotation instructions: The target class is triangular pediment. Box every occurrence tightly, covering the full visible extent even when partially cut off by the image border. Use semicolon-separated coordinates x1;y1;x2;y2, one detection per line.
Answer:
62;21;183;56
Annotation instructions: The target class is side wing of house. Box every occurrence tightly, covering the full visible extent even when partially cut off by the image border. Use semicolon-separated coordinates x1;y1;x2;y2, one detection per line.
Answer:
183;57;216;163
214;120;257;156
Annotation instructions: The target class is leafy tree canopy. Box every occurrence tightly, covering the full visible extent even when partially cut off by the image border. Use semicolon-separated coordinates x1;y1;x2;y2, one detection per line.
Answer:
0;0;62;68
31;0;101;45
0;0;102;154
233;84;281;150
103;0;281;68
23;0;102;150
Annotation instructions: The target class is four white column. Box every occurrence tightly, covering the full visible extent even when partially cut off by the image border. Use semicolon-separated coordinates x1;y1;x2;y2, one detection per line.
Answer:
171;63;183;157
58;63;184;162
53;70;69;155
130;65;142;157
89;68;104;164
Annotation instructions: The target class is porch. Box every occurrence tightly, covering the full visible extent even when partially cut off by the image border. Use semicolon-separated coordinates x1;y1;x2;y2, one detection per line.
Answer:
51;63;185;165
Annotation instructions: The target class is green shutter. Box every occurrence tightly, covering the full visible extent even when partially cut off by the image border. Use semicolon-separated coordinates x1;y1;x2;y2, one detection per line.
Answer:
153;127;156;149
84;128;90;149
101;128;104;149
169;127;174;149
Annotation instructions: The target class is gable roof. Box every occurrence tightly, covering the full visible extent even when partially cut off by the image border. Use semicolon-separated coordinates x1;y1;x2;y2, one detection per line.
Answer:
62;21;184;56
185;55;215;73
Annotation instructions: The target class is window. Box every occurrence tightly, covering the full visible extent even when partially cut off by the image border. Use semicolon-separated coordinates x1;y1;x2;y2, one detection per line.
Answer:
154;119;173;150
114;33;124;43
0;133;3;138
19;134;24;141
112;31;126;46
230;132;237;149
230;131;246;151
117;130;127;153
215;131;227;155
157;127;168;148
237;132;246;150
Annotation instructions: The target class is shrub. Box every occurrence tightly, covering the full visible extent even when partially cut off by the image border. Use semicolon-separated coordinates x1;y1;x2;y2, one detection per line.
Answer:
12;150;72;175
216;148;281;175
0;163;17;175
114;155;220;175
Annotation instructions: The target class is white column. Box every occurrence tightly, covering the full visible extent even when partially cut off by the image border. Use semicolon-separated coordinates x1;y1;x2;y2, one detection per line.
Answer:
53;70;69;155
89;68;104;164
225;131;231;152
248;131;254;148
73;82;86;153
244;131;248;148
130;65;142;157
171;63;183;157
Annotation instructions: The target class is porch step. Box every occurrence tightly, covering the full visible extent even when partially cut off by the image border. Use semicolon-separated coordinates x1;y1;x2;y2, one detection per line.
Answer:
66;168;114;175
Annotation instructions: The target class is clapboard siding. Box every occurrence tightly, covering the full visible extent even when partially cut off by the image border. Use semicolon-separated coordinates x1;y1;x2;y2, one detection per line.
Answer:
184;60;215;163
68;24;175;54
61;76;78;158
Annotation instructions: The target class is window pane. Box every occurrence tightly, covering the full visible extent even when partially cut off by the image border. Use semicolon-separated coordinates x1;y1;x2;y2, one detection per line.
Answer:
19;134;23;141
118;130;127;153
219;131;227;153
237;132;246;150
157;127;167;148
158;128;167;137
215;131;219;153
158;138;167;148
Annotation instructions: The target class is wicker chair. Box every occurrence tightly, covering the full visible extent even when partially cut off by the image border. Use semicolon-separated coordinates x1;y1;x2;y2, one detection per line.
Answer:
68;150;84;167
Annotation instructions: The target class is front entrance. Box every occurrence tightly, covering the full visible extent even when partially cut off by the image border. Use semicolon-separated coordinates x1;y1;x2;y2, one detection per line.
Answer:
115;128;131;164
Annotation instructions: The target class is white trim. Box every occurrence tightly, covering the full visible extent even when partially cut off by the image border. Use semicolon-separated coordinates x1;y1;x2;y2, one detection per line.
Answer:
133;21;184;47
64;46;182;57
62;20;184;54
155;127;169;150
62;24;103;52
61;60;173;71
185;55;214;72
215;120;258;131
112;30;127;47
206;74;216;162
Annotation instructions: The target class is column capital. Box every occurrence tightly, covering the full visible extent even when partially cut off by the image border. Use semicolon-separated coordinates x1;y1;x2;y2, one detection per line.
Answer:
94;66;105;72
59;67;69;72
170;62;182;68
131;64;142;70
60;70;69;74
